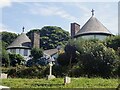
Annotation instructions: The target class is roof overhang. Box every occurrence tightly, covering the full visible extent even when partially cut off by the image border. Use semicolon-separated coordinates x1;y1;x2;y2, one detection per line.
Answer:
74;32;113;38
7;46;31;50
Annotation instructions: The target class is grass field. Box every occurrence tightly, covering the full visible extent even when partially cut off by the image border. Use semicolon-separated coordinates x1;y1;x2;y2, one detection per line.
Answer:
1;77;119;88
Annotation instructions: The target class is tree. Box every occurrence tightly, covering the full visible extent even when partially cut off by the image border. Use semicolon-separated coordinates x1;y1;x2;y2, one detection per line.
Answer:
57;39;119;78
31;47;43;60
27;47;43;66
75;39;119;78
57;39;78;66
57;53;70;66
27;26;70;50
1;49;10;67
64;44;77;67
1;31;18;48
0;41;10;67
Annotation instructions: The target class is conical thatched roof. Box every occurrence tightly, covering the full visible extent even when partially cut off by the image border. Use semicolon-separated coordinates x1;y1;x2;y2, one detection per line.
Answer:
7;33;31;49
75;16;112;37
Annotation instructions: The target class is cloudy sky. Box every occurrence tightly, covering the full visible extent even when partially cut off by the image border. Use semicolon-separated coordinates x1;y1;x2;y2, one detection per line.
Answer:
0;0;119;35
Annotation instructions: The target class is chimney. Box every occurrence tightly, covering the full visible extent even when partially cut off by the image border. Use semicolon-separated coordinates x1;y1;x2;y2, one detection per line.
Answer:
71;23;80;38
31;32;40;48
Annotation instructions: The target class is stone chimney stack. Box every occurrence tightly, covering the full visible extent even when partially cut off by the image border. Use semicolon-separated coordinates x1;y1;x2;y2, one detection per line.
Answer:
71;23;80;38
31;32;40;48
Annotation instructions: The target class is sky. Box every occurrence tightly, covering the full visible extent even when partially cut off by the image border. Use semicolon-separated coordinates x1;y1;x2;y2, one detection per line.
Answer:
0;0;119;35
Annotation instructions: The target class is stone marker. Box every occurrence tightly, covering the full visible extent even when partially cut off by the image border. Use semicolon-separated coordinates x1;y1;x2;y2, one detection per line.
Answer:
64;76;71;85
0;73;7;79
0;85;10;90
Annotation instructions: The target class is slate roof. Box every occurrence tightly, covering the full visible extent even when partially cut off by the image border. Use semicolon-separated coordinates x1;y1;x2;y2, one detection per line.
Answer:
75;16;112;37
43;49;58;56
7;33;31;49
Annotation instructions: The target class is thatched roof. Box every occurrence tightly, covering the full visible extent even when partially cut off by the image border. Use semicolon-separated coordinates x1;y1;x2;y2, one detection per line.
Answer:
75;16;112;37
7;33;31;49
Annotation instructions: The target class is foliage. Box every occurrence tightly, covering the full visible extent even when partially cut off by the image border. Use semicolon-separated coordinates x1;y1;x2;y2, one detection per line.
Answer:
57;53;70;66
1;31;18;48
57;39;119;78
118;62;120;77
1;67;15;73
6;65;49;78
76;39;119;78
27;26;69;50
26;57;48;67
2;78;118;88
52;65;70;77
57;39;78;66
27;48;44;66
68;62;84;77
1;48;10;67
31;47;43;60
104;35;120;51
0;41;10;67
9;53;25;67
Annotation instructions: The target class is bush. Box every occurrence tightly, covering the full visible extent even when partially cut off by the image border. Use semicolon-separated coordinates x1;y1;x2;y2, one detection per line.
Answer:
57;53;70;66
7;65;49;78
104;35;120;51
68;62;84;77
52;65;70;77
2;67;15;73
9;53;25;67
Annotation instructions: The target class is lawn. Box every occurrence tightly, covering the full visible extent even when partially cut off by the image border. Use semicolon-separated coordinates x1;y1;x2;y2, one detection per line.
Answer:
1;77;119;88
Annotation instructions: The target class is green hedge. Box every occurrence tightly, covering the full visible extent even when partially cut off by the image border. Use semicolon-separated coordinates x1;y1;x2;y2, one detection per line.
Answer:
2;65;49;78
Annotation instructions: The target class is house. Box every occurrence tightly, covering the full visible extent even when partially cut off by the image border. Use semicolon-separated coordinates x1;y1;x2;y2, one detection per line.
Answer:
43;48;58;61
6;27;59;62
70;9;113;40
7;32;31;60
7;27;40;61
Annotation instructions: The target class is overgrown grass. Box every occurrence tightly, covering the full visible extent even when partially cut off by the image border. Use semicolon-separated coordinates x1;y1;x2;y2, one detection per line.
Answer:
1;77;119;88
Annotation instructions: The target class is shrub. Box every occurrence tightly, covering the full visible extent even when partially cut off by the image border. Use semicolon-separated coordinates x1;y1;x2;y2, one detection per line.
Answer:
52;65;70;77
7;65;49;78
9;53;25;67
69;62;84;77
57;53;70;66
104;35;120;51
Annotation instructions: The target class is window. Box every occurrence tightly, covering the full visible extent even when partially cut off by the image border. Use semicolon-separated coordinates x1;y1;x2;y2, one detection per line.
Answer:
10;49;16;54
19;49;21;54
24;49;28;56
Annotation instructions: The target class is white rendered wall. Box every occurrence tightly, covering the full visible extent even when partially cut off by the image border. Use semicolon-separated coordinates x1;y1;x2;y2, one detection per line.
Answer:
7;48;31;61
